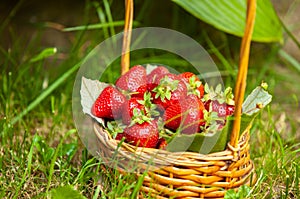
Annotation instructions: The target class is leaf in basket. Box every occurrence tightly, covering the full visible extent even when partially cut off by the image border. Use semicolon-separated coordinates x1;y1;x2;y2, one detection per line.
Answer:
226;85;272;137
242;85;272;115
145;64;158;75
172;0;283;43
228;85;272;136
80;77;108;125
166;121;230;154
225;115;253;140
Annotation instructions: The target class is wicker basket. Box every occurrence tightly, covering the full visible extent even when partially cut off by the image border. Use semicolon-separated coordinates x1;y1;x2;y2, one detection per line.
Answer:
94;122;256;198
93;0;258;198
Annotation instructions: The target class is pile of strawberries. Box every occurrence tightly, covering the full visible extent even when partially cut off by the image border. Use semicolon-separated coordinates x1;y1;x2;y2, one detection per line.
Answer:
92;65;235;149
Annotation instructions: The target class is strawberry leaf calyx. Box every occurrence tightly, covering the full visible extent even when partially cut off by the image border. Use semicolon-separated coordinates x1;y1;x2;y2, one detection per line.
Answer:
201;110;223;133
187;76;202;97
106;121;126;138
203;84;234;105
137;92;160;117
130;108;153;126
224;87;235;105
153;76;179;102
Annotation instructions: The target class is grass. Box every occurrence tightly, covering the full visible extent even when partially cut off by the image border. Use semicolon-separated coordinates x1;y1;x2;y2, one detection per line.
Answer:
1;0;300;198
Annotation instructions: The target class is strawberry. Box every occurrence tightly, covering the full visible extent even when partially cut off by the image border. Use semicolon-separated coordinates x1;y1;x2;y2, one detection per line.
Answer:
203;85;235;117
115;133;125;140
147;82;158;93
147;66;169;84
164;94;205;134
124;120;159;148
152;74;187;110
122;92;160;125
178;72;204;98
131;84;147;98
92;86;126;119
115;65;147;94
122;97;146;125
205;100;235;117
156;137;168;149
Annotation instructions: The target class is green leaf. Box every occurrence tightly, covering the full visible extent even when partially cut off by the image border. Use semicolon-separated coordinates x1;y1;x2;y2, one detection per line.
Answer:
242;86;272;115
50;185;86;199
166;121;230;154
172;0;283;43
30;47;57;63
225;185;251;199
60;142;78;161
238;185;251;197
224;189;238;199
35;136;55;163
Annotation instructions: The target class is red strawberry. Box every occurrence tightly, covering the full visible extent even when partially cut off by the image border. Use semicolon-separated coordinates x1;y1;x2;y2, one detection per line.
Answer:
115;65;146;94
122;92;160;125
115;133;125;140
164;94;205;134
124;120;159;148
122;97;146;125
178;72;195;83
152;74;187;110
205;100;235;117
147;66;169;84
131;84;147;98
92;86;126;119
156;138;168;149
147;82;158;92
178;72;204;98
226;105;235;116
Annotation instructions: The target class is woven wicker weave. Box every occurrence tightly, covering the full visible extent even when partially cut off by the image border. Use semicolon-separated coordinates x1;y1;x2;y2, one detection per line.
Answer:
92;0;258;198
94;122;256;198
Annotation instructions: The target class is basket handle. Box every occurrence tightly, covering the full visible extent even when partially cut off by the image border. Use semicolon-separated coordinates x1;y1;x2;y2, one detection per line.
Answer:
230;0;256;148
121;0;134;75
120;0;256;149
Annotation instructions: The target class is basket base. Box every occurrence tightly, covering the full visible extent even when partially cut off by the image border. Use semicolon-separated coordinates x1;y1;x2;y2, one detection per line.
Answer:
138;161;256;198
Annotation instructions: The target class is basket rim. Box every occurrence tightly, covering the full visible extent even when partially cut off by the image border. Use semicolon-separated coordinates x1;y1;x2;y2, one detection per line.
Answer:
93;121;251;165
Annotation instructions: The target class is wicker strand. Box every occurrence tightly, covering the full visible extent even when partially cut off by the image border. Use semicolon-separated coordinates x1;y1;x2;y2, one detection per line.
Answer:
230;0;257;149
121;0;133;74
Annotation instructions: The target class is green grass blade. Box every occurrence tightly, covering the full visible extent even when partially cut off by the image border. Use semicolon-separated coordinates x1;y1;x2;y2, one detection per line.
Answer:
10;61;81;125
279;49;300;73
103;0;116;37
63;21;139;32
0;0;25;34
46;129;77;194
131;172;146;198
202;31;235;76
92;185;101;199
29;47;57;63
279;17;300;49
13;134;39;198
94;2;109;39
